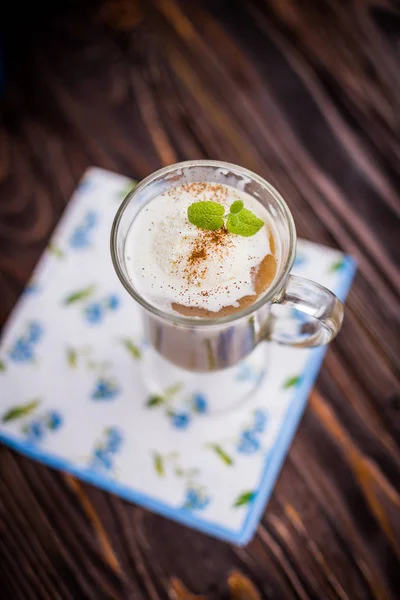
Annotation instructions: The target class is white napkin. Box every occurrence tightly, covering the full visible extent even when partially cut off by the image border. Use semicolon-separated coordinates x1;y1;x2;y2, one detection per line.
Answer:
0;168;356;545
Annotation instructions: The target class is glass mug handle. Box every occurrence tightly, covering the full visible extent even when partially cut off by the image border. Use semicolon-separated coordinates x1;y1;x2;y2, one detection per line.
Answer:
267;275;344;347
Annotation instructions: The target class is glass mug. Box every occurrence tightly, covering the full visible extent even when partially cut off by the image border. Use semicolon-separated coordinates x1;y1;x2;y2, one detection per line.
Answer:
111;161;343;412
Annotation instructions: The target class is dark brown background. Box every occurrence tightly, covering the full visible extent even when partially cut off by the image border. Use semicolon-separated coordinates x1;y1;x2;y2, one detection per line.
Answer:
0;1;400;598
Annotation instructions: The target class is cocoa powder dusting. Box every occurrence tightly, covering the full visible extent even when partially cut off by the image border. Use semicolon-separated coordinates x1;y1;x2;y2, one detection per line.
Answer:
187;247;207;265
181;182;229;203
184;227;232;284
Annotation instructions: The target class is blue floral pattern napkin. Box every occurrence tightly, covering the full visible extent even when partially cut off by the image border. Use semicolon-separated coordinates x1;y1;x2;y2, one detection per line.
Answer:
0;168;356;545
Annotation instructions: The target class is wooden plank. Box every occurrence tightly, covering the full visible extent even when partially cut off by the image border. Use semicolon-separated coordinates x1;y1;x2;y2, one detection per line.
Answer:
0;0;399;597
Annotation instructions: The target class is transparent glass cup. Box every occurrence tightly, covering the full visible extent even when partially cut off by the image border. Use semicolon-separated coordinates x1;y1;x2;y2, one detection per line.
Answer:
111;161;343;413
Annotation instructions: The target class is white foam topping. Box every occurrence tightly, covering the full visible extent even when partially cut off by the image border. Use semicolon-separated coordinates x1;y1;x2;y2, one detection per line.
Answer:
124;183;273;314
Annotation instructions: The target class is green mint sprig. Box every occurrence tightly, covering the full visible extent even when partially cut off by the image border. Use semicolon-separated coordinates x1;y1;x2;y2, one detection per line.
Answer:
187;199;264;237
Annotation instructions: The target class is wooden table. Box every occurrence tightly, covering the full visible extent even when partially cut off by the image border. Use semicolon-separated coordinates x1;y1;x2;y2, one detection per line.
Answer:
1;1;399;598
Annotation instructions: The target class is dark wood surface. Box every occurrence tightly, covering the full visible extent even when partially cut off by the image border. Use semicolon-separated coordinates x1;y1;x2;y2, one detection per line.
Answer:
1;1;400;598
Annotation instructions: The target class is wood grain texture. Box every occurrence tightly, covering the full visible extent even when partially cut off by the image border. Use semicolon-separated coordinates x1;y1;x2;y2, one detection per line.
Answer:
0;0;399;598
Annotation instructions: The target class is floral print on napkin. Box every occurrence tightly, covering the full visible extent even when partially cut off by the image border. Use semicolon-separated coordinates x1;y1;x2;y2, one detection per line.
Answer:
0;168;356;545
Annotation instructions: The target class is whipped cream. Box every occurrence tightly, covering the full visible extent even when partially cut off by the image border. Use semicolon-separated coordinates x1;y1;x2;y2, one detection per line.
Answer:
124;183;275;314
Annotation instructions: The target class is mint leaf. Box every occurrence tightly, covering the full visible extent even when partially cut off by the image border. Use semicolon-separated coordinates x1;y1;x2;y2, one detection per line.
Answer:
228;214;238;227
226;208;264;237
188;199;264;237
230;200;244;214
188;201;225;231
